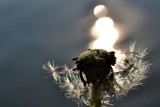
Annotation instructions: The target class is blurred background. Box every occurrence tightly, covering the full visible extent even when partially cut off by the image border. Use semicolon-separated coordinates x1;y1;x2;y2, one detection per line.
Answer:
0;0;159;107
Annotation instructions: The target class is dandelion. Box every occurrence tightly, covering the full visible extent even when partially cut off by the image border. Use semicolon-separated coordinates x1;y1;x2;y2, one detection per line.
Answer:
43;43;150;107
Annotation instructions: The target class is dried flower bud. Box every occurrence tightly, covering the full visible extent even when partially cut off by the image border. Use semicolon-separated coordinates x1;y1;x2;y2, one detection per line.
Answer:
72;49;116;86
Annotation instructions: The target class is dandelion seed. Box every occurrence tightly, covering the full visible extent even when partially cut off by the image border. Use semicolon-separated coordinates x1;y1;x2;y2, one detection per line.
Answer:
43;43;150;107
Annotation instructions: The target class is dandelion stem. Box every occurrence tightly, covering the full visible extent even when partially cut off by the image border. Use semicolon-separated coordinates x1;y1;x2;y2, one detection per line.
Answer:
90;85;102;107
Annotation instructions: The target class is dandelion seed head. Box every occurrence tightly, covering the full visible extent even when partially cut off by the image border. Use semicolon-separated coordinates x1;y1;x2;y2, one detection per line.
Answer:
113;43;150;96
43;43;150;106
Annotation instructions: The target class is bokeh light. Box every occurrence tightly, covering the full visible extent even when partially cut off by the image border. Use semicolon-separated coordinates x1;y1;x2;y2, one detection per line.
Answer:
95;17;114;35
89;27;119;51
89;5;121;60
93;5;108;18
